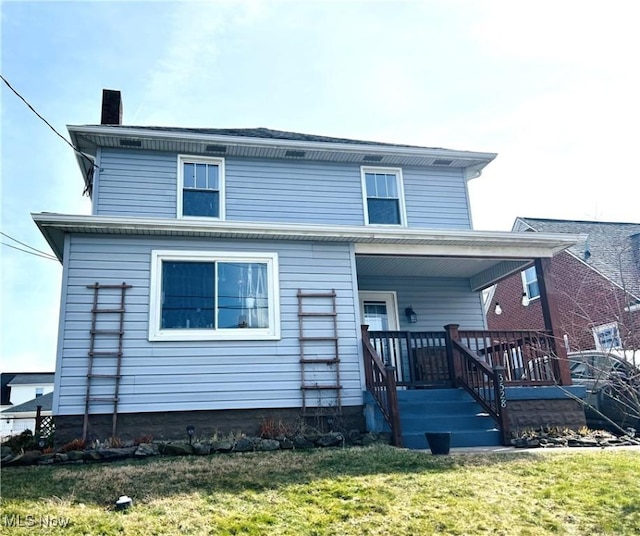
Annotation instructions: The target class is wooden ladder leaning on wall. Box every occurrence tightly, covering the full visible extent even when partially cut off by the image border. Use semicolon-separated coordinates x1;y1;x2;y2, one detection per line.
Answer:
297;289;343;421
82;282;132;442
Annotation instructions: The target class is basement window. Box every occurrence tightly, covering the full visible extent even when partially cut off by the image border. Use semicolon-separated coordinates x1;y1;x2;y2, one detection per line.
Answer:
177;155;225;219
149;250;280;341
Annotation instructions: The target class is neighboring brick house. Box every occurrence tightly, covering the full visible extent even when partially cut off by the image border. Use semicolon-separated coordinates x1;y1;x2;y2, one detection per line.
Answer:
487;218;640;354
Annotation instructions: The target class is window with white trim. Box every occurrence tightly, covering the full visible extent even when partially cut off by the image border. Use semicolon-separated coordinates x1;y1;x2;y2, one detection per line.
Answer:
521;266;540;301
149;251;280;341
361;167;406;225
35;387;43;398
178;155;225;219
592;322;622;351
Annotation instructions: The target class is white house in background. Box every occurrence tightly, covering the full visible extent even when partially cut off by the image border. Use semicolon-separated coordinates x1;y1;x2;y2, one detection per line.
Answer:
0;373;54;438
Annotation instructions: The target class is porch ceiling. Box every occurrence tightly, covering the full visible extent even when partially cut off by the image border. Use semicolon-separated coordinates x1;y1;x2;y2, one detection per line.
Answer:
356;255;531;289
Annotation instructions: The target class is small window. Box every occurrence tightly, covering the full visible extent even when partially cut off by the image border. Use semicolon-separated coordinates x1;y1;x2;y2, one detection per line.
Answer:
361;167;406;225
592;322;622;351
150;251;280;341
35;387;43;398
178;155;225;219
521;266;540;301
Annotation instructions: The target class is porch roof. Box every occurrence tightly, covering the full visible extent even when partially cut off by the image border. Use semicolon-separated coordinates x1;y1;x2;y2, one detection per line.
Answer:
33;214;582;290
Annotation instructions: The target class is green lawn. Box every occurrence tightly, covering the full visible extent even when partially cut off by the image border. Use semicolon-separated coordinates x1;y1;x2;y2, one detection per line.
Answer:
1;446;639;535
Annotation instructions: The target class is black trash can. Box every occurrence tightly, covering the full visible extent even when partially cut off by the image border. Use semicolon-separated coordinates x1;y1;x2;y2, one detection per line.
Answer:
425;432;451;455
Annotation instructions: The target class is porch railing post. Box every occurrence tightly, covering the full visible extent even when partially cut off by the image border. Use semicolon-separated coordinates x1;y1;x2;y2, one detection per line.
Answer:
492;366;511;445
535;258;572;385
35;405;43;436
385;365;402;447
444;324;461;385
361;325;373;388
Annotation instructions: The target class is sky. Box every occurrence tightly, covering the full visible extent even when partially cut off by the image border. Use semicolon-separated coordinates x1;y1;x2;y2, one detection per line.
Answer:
1;0;639;372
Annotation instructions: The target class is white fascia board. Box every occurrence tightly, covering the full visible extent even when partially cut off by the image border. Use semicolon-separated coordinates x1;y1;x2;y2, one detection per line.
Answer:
32;213;583;260
67;125;498;165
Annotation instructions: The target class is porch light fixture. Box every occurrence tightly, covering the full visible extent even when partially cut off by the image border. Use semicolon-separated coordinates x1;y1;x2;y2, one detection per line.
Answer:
405;306;418;324
494;302;503;315
186;425;195;445
521;292;530;307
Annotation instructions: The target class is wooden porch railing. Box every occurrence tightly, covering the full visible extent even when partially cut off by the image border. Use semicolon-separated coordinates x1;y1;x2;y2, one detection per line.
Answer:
362;325;564;447
361;326;402;447
457;329;559;385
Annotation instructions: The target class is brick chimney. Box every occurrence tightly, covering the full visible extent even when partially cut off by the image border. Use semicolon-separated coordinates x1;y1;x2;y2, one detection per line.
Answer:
101;89;122;125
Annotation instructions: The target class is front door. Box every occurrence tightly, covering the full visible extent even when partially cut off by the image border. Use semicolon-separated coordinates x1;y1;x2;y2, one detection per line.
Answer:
359;291;402;380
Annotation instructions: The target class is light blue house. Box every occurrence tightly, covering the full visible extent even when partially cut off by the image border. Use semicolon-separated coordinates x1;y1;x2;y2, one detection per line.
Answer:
34;91;586;448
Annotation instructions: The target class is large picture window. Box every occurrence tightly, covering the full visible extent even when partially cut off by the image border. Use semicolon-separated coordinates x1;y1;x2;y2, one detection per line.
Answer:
361;166;406;226
149;251;280;341
178;155;225;219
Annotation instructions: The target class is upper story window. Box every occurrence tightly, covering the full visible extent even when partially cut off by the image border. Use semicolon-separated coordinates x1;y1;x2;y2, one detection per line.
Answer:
149;250;280;341
35;387;43;398
361;167;406;226
521;266;540;301
592;322;622;351
178;155;225;219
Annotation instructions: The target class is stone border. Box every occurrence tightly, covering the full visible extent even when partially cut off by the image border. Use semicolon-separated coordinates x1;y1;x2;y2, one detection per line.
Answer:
1;431;392;467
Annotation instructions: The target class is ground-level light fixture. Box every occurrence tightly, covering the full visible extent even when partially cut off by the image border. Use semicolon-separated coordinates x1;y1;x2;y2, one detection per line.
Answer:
186;425;195;444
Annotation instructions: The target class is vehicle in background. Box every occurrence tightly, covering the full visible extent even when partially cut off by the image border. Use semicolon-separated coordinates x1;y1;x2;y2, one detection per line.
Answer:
569;351;640;433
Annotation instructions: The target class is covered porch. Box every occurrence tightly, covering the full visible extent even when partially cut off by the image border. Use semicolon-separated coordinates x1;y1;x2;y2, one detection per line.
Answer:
354;237;584;448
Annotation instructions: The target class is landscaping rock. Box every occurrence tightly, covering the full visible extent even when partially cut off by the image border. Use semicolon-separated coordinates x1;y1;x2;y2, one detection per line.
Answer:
361;432;379;446
211;440;234;453
134;443;159;457
316;432;344;448
1;445;14;458
233;438;254;453
257;439;280;452
97;447;136;460
158;443;194;456
278;437;294;450
292;435;314;450
2;454;23;467
55;453;69;463
84;450;103;461
67;450;85;461
193;443;211;455
347;429;363;445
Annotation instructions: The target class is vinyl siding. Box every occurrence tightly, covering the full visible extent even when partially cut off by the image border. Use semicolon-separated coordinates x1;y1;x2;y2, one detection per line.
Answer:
358;275;486;331
94;149;471;229
55;235;361;416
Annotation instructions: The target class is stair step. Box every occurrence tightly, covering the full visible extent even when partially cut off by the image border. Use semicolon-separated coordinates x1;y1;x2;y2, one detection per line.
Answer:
400;415;495;432
398;400;482;414
402;430;502;450
396;388;475;402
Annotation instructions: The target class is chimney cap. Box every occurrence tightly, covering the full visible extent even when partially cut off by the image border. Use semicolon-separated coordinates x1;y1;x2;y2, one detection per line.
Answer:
101;89;122;125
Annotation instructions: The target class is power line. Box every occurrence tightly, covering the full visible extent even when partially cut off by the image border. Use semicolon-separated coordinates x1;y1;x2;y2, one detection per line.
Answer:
0;231;56;258
1;242;58;261
0;74;98;172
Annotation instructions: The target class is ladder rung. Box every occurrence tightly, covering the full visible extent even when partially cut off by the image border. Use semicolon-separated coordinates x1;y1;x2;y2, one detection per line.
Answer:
92;308;125;313
90;329;124;335
300;336;338;341
301;384;342;390
298;312;337;317
300;358;339;364
87;283;132;289
88;397;119;402
297;292;336;298
88;351;122;357
87;374;121;379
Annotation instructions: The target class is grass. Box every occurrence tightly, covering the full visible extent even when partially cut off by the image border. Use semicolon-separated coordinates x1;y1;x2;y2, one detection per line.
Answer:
1;446;639;535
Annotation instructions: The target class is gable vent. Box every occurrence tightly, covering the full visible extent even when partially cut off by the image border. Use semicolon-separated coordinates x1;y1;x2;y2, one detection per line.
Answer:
433;158;454;166
363;155;383;162
119;139;142;147
205;145;227;153
285;150;306;158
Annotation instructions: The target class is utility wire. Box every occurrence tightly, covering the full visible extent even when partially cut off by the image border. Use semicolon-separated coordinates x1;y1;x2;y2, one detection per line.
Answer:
0;74;98;171
0;231;56;258
1;242;58;261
